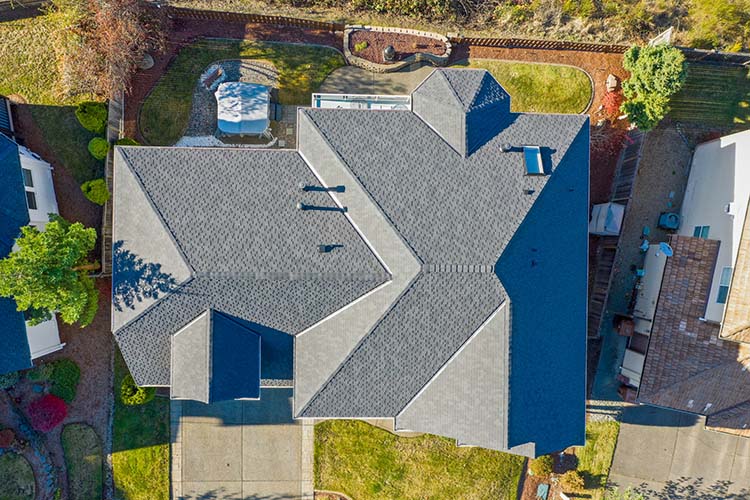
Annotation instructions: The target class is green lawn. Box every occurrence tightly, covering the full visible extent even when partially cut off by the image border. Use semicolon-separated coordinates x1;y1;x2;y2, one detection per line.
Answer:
139;38;345;145
453;59;592;114
0;16;103;183
315;420;525;500
669;62;750;127
0;452;35;500
61;423;103;500
573;421;620;500
112;350;170;500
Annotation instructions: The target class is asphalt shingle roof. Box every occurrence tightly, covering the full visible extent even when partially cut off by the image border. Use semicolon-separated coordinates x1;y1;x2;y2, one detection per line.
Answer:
112;69;589;455
0;134;31;376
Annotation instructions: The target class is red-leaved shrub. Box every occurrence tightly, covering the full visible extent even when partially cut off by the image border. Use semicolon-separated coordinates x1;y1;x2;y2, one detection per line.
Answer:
0;428;15;448
602;91;624;118
27;394;67;432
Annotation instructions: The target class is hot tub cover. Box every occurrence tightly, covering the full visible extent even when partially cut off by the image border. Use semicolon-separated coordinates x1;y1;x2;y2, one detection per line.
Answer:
215;82;270;135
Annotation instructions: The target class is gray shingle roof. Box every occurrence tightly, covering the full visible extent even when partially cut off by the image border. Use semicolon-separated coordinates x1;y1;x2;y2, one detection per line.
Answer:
113;148;388;385
171;309;262;403
112;68;589;455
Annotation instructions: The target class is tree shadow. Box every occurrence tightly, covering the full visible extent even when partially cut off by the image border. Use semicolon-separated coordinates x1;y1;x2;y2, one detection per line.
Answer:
624;477;750;500
112;240;177;312
180;487;301;500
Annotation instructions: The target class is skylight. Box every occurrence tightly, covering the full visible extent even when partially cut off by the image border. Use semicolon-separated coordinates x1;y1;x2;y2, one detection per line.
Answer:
523;146;544;175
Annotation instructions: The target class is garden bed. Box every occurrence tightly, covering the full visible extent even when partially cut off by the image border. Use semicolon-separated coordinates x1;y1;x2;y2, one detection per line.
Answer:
349;29;445;64
0;452;35;500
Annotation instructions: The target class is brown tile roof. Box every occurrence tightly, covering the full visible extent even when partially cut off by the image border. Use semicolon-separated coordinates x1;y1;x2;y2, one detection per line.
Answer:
638;236;750;416
720;200;750;344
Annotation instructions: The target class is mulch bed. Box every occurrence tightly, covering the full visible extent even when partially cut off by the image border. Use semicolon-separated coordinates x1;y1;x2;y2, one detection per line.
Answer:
349;30;446;64
124;17;343;140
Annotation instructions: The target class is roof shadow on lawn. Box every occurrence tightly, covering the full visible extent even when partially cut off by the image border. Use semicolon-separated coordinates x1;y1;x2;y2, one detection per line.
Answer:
112;240;178;312
181;489;301;500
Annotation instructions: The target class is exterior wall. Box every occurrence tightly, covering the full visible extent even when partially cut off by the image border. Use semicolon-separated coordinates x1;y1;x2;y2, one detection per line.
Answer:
16;144;63;358
678;130;750;322
18;145;59;229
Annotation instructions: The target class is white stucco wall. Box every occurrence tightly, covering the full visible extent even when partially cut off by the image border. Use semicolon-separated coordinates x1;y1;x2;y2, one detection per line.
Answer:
678;129;750;323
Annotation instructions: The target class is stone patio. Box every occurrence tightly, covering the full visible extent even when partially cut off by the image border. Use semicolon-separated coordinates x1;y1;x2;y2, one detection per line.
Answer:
171;388;313;500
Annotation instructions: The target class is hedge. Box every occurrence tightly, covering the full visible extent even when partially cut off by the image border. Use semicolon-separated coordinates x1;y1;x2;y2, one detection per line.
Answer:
80;178;110;206
49;359;80;403
75;102;108;134
0;371;20;390
120;375;155;406
87;138;110;160
28;394;67;432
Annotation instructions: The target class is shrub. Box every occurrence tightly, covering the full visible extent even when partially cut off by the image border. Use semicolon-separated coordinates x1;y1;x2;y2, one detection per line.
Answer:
0;428;15;448
620;45;686;131
75;102;108;134
0;371;20;390
354;41;368;52
114;137;139;146
602;91;624;118
88;138;110;160
560;470;585;492
80;179;111;206
120;374;155;406
28;394;67;432
49;359;80;404
529;454;554;476
26;363;53;382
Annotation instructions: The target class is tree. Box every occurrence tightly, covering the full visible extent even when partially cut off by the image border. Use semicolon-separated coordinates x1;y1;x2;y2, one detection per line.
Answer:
47;0;168;99
120;374;155;406
0;215;98;327
620;45;686;131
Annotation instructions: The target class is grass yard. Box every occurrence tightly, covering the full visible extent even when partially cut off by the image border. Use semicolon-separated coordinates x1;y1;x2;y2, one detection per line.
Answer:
0;452;35;500
572;421;620;500
0;16;103;183
139;38;345;145
669;63;750;127
112;350;170;500
315;420;525;500
453;59;592;114
61;423;103;500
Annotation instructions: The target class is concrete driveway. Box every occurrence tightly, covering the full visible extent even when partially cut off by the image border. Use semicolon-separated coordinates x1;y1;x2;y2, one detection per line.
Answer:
610;405;750;499
171;388;313;500
318;63;435;95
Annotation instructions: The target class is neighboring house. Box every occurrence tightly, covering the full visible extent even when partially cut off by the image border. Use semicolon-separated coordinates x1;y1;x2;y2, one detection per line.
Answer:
111;68;590;457
626;130;750;437
0;133;64;376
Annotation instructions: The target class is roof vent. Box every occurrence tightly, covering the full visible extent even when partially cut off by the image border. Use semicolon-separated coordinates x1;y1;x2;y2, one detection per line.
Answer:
500;143;513;153
523;146;545;175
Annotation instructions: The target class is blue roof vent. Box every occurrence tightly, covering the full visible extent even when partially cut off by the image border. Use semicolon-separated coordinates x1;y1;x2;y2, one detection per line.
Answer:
523;146;545;175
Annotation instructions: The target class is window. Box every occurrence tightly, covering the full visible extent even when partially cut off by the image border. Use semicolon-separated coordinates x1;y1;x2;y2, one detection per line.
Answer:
25;191;37;210
693;226;710;239
22;168;33;188
717;266;732;304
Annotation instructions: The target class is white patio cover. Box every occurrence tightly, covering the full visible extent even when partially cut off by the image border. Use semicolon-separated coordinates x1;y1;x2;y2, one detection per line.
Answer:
215;82;270;135
589;202;625;236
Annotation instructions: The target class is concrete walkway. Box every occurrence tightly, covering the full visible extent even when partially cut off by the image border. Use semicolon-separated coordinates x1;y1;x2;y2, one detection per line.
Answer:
610;405;750;499
318;63;435;95
171;388;313;500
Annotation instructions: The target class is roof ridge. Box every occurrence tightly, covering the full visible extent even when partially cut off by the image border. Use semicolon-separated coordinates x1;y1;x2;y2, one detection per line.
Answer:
296;270;425;417
117;148;196;275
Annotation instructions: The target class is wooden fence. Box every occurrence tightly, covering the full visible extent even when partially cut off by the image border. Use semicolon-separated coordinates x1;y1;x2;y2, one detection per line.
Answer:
451;36;630;53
